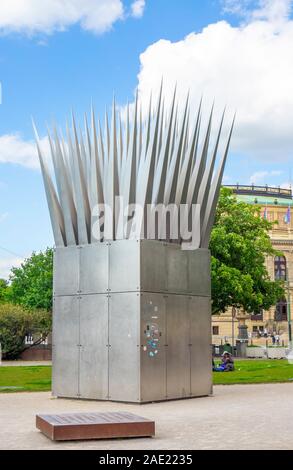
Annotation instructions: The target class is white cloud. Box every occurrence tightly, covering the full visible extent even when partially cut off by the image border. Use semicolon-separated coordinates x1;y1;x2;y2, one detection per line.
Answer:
249;171;270;185
222;0;254;17
0;0;125;36
249;170;283;184
0;257;23;280
222;0;292;23
0;133;49;170
131;0;146;18
132;0;293;161
252;0;292;22
0;213;9;223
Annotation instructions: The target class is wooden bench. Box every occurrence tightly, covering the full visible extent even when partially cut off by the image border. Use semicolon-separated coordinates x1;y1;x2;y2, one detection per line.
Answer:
36;411;155;441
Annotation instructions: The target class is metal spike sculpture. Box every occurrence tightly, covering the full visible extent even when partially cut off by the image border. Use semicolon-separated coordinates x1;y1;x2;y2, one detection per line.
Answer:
34;88;234;249
35;87;235;403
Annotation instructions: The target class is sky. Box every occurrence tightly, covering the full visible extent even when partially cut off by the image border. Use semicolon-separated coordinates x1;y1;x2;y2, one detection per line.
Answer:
0;0;293;278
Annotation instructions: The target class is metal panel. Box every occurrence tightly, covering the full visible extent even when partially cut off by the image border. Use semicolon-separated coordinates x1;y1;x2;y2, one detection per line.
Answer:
108;293;140;402
189;296;212;397
188;249;211;296
140;240;166;292
140;293;166;402
166;244;188;294
79;243;109;294
109;239;140;293
51;240;212;403
53;246;79;296
52;295;79;397
79;294;109;399
166;295;190;399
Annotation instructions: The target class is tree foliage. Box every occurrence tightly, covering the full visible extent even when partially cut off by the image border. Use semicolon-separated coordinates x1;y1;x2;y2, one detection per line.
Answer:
210;188;284;314
0;303;52;359
0;279;9;303
8;248;53;311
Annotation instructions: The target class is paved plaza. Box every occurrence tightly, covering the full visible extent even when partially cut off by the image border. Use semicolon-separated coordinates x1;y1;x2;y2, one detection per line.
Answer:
1;383;293;450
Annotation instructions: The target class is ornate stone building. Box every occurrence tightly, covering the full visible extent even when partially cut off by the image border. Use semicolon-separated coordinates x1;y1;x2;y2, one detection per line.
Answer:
212;185;293;347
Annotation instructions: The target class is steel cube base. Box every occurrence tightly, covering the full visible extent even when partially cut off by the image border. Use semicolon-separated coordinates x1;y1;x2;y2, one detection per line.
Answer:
52;240;212;403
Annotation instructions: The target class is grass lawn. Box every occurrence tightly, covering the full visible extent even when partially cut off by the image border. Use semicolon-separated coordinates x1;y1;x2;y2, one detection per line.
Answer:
0;366;51;392
1;360;293;392
213;359;293;385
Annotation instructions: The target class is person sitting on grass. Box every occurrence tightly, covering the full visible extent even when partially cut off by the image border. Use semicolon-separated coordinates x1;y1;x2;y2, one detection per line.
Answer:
213;351;235;372
221;351;235;372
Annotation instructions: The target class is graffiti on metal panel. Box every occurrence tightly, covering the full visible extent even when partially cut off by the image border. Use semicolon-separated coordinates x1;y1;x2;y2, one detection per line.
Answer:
144;302;161;358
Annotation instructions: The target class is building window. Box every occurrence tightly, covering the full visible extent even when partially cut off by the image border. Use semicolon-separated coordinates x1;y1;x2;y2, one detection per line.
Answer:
251;309;263;321
212;326;219;335
252;325;264;337
275;298;288;321
25;333;34;345
274;256;287;281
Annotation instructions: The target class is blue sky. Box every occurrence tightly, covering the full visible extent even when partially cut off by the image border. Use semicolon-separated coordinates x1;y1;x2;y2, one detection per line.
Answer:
0;0;293;277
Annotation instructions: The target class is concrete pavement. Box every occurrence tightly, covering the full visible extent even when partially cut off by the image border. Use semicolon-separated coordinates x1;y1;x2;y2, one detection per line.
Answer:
0;383;293;450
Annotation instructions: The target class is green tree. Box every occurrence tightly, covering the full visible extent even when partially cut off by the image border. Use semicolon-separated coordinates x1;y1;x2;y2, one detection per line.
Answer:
0;278;9;302
0;303;52;359
8;248;53;311
210;188;284;314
